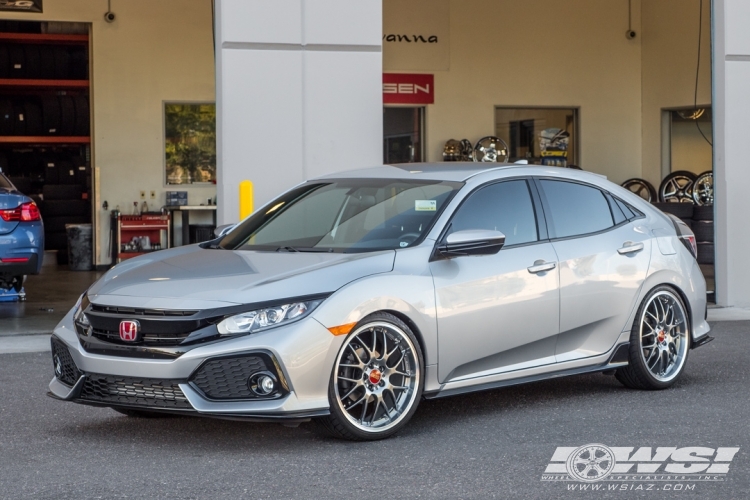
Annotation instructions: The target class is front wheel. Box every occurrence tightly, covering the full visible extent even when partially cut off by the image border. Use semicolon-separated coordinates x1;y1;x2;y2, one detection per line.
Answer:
616;287;690;390
317;312;424;441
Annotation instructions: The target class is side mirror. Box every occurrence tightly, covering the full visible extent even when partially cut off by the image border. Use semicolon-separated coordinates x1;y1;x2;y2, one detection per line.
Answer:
437;229;506;258
214;224;236;238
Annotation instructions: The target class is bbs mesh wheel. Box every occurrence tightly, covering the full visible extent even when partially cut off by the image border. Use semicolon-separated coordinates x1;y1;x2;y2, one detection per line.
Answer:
616;287;690;390
317;312;424;441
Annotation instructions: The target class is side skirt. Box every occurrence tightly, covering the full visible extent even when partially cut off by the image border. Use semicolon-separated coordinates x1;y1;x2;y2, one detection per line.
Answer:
424;342;629;400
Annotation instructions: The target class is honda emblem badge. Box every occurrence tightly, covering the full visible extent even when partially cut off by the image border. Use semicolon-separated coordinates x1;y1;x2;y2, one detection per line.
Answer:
119;320;140;342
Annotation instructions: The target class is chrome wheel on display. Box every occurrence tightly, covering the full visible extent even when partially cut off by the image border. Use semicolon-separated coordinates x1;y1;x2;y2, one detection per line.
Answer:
334;321;420;433
621;178;657;202
639;291;688;383
658;171;696;203
615;287;690;390
692;171;713;206
473;136;509;163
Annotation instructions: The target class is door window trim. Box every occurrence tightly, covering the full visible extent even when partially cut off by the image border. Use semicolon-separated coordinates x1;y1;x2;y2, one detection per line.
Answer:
532;177;637;242
432;177;548;257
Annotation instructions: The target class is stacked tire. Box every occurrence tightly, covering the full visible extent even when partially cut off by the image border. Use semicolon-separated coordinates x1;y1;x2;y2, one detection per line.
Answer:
39;184;89;265
0;43;87;80
0;95;89;137
693;205;714;265
652;202;694;228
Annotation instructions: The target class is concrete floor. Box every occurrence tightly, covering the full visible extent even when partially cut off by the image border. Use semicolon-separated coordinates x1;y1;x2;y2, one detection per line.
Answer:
0;253;101;335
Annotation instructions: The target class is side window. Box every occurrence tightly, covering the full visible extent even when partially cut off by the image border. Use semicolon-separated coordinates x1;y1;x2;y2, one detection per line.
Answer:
448;180;538;246
540;180;614;238
608;195;627;225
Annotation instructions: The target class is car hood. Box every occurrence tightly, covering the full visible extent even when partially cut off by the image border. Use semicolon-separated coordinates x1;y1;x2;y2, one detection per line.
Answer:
87;245;396;309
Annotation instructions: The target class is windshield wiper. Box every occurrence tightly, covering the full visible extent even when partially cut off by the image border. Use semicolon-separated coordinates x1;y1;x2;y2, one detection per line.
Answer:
276;246;300;252
276;246;335;253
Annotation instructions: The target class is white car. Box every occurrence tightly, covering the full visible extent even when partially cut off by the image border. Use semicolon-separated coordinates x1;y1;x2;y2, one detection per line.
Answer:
48;164;712;440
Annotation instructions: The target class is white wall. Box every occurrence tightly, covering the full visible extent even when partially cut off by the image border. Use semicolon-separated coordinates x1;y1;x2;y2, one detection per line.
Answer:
713;0;750;307
641;0;712;188
385;0;644;184
214;0;383;225
3;0;217;265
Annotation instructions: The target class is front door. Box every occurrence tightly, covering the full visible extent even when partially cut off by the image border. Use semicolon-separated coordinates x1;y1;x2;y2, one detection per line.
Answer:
430;179;560;383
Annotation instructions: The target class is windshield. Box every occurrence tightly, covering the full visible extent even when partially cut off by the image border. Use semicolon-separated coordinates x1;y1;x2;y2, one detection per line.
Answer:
220;179;461;253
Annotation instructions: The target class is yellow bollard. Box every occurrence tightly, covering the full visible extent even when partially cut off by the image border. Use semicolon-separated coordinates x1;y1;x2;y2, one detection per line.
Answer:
239;180;253;220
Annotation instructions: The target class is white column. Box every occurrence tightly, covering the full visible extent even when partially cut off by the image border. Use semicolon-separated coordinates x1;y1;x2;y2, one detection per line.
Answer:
713;0;750;307
214;0;383;224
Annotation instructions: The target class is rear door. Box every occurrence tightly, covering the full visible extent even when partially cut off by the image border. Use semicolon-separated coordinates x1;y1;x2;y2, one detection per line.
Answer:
430;179;560;383
535;178;651;362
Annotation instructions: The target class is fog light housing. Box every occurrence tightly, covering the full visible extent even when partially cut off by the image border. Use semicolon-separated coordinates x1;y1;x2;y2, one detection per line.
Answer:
248;372;277;396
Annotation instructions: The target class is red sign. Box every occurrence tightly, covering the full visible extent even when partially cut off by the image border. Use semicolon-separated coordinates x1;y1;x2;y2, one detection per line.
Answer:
119;320;140;342
383;73;434;105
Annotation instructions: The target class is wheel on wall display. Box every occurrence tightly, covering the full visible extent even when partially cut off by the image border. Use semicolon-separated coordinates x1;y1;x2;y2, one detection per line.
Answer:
652;202;694;220
692;221;714;242
622;178;657;202
691;171;713;206
442;139;461;161
697;242;714;265
693;204;713;221
459;139;473;161
659;171;696;203
473;136;509;163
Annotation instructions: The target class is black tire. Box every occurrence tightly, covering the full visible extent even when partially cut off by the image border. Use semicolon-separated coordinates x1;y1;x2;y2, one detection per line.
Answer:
58;160;76;185
43;184;82;200
652;202;694;220
43;161;60;184
41;96;61;135
622;178;657;202
43;216;88;233
69;46;88;80
692;221;714;242
681;218;693;230
8;176;32;195
59;96;76;136
23;100;43;136
13;104;26;136
697;242;714;265
0;100;12;135
23;44;41;79
42;200;87;217
53;46;70;80
45;232;68;250
113;408;177;418
615;286;690;390
315;312;424;441
659;170;696;203
8;44;25;78
39;45;55;79
0;45;8;79
73;95;90;136
693;204;714;221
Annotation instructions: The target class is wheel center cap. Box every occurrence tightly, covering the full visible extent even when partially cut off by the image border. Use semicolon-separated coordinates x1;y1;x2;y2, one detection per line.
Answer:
368;369;382;384
657;330;666;343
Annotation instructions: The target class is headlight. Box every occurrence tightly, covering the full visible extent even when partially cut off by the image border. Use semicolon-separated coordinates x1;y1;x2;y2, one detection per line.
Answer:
217;299;323;335
73;293;90;328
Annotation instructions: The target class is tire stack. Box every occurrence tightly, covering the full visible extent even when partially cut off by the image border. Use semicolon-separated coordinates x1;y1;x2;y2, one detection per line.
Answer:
39;184;89;265
693;205;714;265
0;43;88;80
0;95;89;138
652;202;694;228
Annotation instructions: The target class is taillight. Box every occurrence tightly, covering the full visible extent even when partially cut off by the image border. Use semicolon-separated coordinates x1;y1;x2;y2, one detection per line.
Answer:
0;202;42;222
680;234;698;260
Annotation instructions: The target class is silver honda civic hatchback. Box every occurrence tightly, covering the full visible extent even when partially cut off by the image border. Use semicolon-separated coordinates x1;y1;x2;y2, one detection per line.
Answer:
48;164;712;440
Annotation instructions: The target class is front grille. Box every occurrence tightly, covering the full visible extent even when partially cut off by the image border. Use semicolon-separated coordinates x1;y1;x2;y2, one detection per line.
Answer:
91;328;191;346
79;374;192;409
51;338;81;387
189;355;274;400
90;305;197;317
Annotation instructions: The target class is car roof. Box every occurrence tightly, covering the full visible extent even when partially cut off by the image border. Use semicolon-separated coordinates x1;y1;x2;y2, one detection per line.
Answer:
312;163;607;184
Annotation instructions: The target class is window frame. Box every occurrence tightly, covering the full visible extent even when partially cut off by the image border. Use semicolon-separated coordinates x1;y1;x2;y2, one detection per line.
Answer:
532;177;643;242
433;177;548;255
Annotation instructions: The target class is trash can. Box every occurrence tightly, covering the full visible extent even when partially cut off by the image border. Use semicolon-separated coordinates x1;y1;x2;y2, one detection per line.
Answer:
66;223;93;271
189;224;216;244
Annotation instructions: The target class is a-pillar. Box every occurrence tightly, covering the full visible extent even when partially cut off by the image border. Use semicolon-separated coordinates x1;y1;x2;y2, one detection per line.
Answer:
214;0;383;225
713;0;750;307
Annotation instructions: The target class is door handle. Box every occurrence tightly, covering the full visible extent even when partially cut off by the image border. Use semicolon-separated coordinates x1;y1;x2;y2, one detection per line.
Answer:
527;260;556;274
618;241;644;255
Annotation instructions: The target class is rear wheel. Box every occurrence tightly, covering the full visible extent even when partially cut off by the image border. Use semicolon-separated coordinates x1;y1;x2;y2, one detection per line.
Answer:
616;287;690;390
317;312;424;441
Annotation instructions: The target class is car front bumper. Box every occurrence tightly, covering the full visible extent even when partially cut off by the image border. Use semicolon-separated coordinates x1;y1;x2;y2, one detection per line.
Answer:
48;308;344;421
